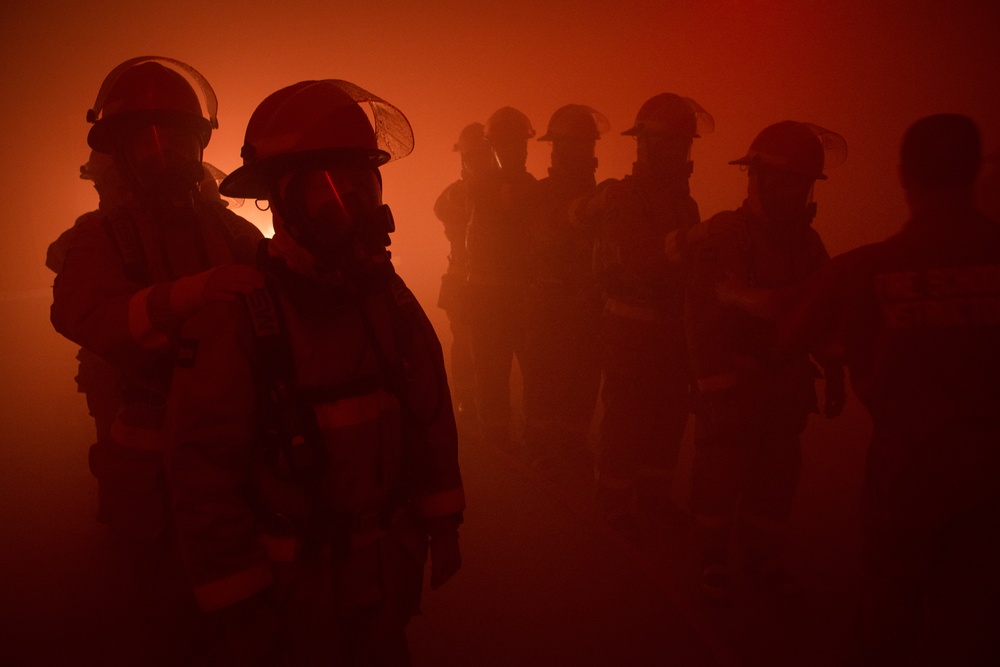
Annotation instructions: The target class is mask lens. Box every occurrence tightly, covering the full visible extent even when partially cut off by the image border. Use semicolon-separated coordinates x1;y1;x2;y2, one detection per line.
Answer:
278;167;379;255
120;123;202;193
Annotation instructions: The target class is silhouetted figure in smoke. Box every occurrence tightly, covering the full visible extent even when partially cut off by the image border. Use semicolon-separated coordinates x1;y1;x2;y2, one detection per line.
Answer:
522;104;608;476
572;93;711;526
47;152;235;446
684;121;847;601
47;151;127;446
464;107;537;449
434;123;496;433
166;80;464;665
49;57;263;663
775;114;1000;665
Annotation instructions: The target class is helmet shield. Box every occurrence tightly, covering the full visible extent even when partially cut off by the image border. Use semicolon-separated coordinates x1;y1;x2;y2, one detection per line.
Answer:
730;121;847;180
485;107;535;143
538;104;610;142
622;94;713;138
221;80;413;199
87;57;217;152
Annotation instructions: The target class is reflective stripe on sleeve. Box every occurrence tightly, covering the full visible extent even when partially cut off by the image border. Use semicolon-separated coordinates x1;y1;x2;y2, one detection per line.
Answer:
313;389;398;430
415;486;466;518
193;560;273;613
696;373;738;393
110;419;167;452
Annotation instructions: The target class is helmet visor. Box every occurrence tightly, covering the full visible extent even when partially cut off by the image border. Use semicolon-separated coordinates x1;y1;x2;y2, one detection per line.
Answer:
275;165;381;256
117;122;203;194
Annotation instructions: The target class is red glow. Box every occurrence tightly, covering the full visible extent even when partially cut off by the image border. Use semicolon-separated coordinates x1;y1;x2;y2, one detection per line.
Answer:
3;1;1000;664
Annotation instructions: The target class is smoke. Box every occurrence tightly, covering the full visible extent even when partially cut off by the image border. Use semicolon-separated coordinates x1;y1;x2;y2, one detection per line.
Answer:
1;0;998;663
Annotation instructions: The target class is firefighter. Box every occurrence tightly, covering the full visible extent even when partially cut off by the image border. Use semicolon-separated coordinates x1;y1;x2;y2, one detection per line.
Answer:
522;104;609;476
464;106;538;449
47;151;126;445
165;80;465;665
434;123;497;432
49;57;264;663
774;114;1000;664
684;120;847;600
48;151;237;445
572;93;712;526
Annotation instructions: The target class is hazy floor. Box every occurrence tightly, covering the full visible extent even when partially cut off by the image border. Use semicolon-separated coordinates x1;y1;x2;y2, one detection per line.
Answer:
1;297;870;666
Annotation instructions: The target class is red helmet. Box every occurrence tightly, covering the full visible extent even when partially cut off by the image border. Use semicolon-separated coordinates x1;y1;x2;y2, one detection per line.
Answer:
86;56;217;152
220;80;413;199
485;107;535;143
730;121;847;180
538;104;610;142
454;122;487;153
622;93;713;138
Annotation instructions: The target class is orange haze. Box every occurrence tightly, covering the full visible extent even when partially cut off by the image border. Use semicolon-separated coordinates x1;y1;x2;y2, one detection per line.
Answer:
1;0;998;662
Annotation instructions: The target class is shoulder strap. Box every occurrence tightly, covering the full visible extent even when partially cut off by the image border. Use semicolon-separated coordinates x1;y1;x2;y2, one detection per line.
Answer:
101;208;149;285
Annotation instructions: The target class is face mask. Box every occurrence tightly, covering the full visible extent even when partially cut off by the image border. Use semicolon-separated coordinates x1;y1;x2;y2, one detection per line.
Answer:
756;169;817;227
273;166;392;266
117;123;203;197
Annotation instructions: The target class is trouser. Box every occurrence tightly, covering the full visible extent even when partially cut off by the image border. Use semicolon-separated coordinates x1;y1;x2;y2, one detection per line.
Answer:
448;316;478;424
690;399;808;567
857;495;1000;666
522;285;601;466
595;310;690;512
249;510;426;666
466;282;526;448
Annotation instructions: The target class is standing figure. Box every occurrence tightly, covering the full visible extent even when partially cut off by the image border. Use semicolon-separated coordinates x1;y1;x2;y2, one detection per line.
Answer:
464;107;537;449
573;93;712;525
523;104;609;475
778;114;1000;665
434;123;497;432
49;57;263;663
47;151;127;446
166;80;465;665
684;121;847;600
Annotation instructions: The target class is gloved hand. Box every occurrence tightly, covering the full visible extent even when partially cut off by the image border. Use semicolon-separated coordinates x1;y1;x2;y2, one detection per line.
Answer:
424;514;462;590
169;264;265;318
823;364;846;418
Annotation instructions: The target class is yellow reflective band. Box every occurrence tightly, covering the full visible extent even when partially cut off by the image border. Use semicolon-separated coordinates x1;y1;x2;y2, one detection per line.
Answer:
194;561;273;613
313;389;397;429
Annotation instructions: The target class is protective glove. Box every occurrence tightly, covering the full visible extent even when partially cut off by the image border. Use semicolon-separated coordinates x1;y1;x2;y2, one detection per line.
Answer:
169;264;265;319
823;364;846;418
424;514;462;590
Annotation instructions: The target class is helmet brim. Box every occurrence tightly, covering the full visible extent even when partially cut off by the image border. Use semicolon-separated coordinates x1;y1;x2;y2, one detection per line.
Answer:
218;148;390;199
621;124;700;139
728;156;827;180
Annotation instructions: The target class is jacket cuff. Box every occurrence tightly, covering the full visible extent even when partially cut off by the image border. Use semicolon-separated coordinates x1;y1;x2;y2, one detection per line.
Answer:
127;284;172;349
415;486;466;519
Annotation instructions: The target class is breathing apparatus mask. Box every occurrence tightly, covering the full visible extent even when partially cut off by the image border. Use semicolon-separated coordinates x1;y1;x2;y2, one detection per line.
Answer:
752;166;818;229
270;164;395;281
114;121;204;200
